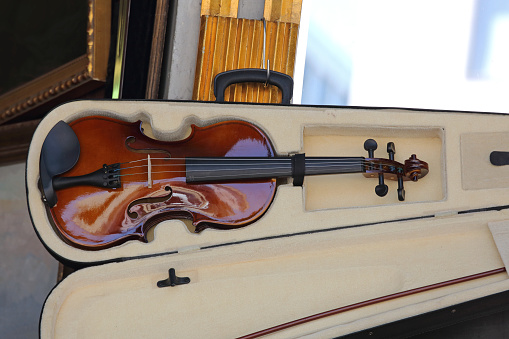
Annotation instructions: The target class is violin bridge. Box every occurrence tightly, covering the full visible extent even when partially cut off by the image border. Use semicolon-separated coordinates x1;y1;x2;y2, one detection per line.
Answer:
148;155;152;188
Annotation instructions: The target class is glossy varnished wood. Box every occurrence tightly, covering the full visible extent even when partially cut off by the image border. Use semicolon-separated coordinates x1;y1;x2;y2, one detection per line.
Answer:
50;116;276;249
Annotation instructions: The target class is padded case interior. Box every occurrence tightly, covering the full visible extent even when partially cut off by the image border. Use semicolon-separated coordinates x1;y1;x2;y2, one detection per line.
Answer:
28;101;509;338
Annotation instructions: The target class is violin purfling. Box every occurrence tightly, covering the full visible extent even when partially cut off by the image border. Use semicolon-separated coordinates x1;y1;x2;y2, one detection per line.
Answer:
39;116;428;250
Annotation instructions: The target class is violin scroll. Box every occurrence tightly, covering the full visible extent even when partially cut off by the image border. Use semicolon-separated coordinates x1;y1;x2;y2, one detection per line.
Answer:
363;139;428;201
405;154;428;181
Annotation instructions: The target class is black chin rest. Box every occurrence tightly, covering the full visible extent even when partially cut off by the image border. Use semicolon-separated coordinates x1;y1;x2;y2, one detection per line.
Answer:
40;121;80;207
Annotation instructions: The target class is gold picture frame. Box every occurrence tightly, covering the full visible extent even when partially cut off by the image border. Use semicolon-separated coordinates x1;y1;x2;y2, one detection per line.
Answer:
0;0;111;125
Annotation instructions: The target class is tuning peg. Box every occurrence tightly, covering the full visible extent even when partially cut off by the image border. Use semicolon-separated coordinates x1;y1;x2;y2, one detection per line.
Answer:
364;139;377;158
387;142;395;160
375;177;389;197
364;139;388;197
387;141;404;200
397;176;405;201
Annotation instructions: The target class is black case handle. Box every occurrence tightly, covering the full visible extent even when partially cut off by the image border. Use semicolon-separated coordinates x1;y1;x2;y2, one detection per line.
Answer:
214;69;293;104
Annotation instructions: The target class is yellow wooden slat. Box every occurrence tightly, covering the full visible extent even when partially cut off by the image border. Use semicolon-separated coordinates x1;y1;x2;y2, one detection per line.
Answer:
264;0;302;23
193;0;302;103
192;17;208;100
286;22;299;78
224;17;238;101
201;0;238;17
209;16;228;101
247;20;263;102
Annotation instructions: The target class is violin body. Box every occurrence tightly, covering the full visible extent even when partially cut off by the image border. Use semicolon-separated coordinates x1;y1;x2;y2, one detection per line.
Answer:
50;116;277;249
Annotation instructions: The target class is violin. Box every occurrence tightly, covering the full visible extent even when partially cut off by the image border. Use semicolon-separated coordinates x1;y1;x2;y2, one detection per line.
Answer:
39;116;428;250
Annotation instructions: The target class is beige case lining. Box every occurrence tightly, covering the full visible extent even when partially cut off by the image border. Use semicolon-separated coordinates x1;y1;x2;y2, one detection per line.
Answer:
27;101;509;338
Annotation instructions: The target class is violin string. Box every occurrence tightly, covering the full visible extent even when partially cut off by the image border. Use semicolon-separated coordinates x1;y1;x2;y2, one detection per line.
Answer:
116;167;364;182
118;158;168;165
118;162;371;170
115;164;375;175
112;160;395;177
117;157;393;165
117;170;295;181
113;165;369;178
110;156;400;180
116;159;391;170
118;157;283;165
181;169;363;181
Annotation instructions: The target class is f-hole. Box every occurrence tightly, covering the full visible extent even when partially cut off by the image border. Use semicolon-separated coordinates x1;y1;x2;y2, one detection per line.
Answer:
125;136;172;157
127;186;173;219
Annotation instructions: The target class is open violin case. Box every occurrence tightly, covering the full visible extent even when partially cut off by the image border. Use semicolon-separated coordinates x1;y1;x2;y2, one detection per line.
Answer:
27;100;509;338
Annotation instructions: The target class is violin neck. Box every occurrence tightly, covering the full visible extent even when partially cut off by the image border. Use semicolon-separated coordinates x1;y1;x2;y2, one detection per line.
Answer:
185;157;365;183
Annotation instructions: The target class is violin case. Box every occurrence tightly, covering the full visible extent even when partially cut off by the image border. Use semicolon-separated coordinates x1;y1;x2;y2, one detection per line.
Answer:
27;100;509;338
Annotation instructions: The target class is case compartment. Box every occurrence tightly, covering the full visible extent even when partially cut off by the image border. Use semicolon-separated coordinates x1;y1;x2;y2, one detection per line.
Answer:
25;101;509;337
